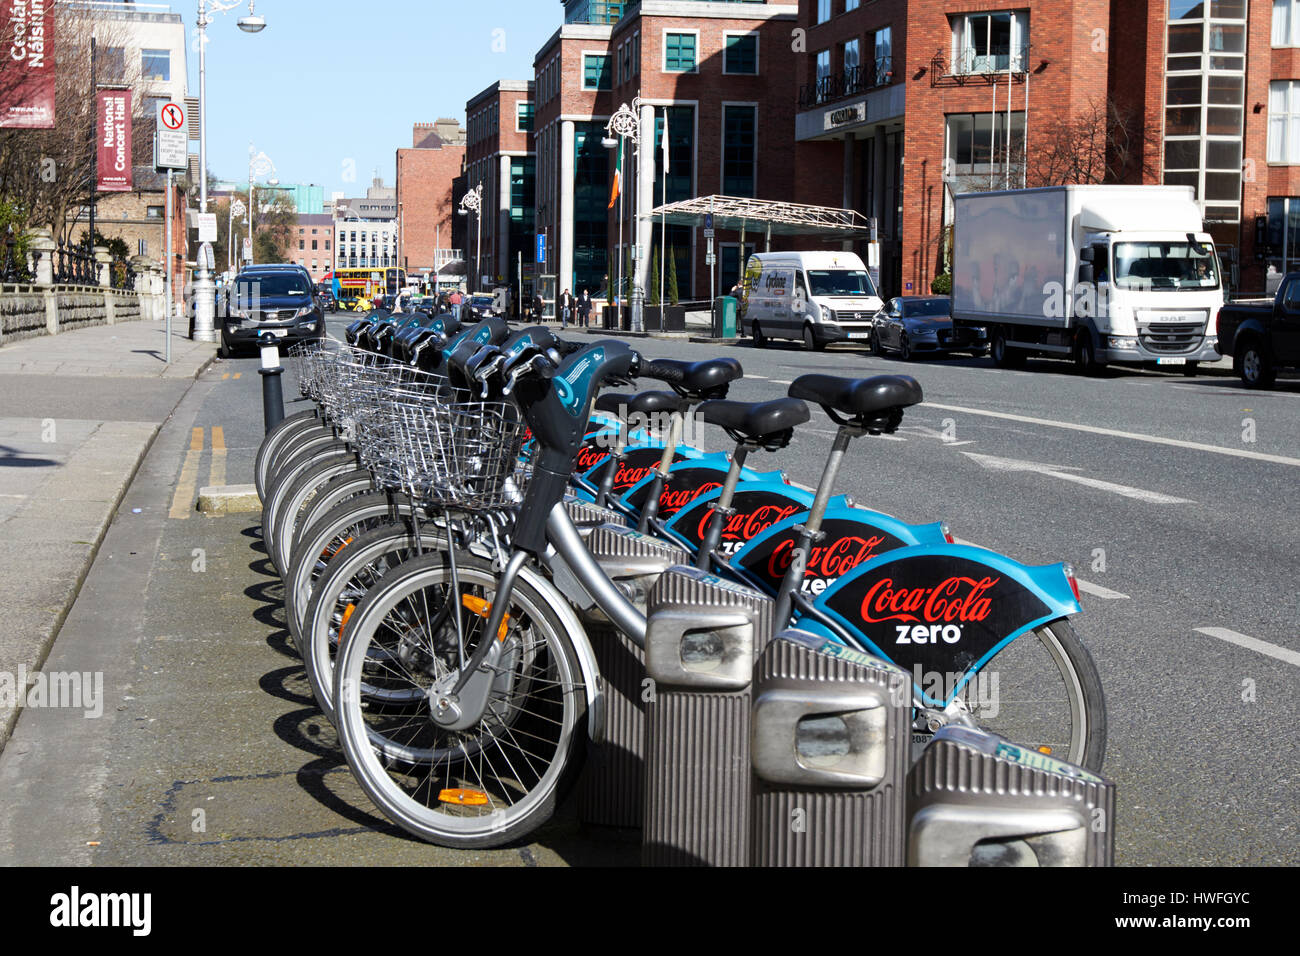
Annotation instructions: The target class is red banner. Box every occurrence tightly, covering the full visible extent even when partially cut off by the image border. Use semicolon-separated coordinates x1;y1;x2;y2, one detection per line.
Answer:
96;89;132;192
0;0;56;128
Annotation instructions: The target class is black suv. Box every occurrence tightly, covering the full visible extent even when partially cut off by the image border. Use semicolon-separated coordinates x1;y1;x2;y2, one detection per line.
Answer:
220;266;324;357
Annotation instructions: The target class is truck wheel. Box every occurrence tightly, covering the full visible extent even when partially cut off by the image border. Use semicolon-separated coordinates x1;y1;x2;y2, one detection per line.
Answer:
1181;361;1199;377
803;324;824;352
751;322;767;349
1072;331;1106;377
991;327;1025;369
1236;338;1276;389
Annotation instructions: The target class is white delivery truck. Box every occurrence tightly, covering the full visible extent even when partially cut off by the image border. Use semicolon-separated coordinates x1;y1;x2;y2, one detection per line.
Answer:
951;185;1224;373
740;250;883;351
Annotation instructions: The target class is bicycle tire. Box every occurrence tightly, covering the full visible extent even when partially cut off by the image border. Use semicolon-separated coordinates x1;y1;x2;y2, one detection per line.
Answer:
334;550;587;848
933;618;1106;773
264;426;344;495
261;443;354;562
300;520;445;722
255;409;320;501
269;457;369;577
285;491;415;653
286;470;377;561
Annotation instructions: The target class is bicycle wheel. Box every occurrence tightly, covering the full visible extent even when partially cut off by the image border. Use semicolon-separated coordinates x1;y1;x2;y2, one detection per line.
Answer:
284;491;415;652
255;409;320;501
287;469;377;562
264;425;345;496
301;521;445;722
929;619;1106;773
261;444;354;562
269;457;368;577
334;550;587;848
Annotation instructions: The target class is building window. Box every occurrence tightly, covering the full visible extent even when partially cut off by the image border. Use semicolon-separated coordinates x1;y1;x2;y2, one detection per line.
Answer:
664;33;697;73
299;240;305;250
141;48;171;81
817;0;831;25
1269;81;1300;163
1275;0;1300;47
952;11;1029;74
100;47;127;83
583;54;611;90
945;111;1026;186
842;38;860;92
846;0;859;9
517;101;534;132
146;206;164;219
724;34;758;75
311;239;318;250
325;240;331;250
815;49;831;102
722;105;757;197
872;27;893;85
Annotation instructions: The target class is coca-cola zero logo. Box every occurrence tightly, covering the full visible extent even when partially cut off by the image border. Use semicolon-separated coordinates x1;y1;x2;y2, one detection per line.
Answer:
861;575;998;629
766;535;887;590
659;481;722;517
695;503;802;552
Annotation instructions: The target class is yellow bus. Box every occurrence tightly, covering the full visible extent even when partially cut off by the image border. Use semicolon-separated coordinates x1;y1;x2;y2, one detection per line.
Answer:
332;267;407;310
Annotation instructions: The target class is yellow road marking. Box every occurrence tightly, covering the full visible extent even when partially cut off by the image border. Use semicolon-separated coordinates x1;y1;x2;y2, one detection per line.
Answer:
170;427;205;520
233;372;242;380
210;426;227;488
221;372;230;380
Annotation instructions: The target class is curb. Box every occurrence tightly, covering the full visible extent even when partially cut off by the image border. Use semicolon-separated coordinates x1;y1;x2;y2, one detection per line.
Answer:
197;484;261;515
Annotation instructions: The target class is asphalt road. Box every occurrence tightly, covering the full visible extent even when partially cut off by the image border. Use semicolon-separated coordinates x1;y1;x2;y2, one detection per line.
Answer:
3;314;1295;865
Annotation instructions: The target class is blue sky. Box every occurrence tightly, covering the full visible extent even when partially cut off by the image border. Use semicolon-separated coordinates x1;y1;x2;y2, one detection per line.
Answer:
183;0;559;195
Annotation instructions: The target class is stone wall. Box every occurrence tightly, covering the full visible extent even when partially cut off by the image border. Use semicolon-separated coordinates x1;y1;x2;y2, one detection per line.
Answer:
0;284;153;347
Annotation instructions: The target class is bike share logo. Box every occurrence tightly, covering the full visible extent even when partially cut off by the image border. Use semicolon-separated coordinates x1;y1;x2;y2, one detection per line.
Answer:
858;575;1000;645
696;503;801;555
766;534;888;595
574;444;610;474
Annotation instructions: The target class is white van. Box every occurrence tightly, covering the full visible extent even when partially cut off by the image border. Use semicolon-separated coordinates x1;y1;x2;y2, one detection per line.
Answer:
740;251;883;351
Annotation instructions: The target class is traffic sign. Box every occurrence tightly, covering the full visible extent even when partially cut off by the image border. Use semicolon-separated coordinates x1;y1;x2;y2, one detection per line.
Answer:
536;232;546;265
155;101;187;171
706;253;716;266
196;213;218;243
704;213;713;231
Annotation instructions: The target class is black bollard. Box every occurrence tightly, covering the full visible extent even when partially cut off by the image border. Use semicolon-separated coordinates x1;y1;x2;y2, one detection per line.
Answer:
257;332;286;434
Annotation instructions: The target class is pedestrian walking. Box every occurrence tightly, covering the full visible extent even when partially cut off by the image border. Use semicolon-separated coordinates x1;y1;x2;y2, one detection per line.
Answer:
577;288;592;328
532;291;545;322
559;289;574;329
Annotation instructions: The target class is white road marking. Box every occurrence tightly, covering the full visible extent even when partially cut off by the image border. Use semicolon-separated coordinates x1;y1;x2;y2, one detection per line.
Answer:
963;451;1193;504
925;401;1300;467
1194;627;1300;668
1075;579;1130;600
771;379;793;385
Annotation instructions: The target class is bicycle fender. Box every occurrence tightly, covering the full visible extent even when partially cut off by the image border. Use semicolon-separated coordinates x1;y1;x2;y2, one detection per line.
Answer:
733;502;949;598
662;479;814;555
514;559;609;745
578;443;696;498
808;544;1082;708
618;454;770;521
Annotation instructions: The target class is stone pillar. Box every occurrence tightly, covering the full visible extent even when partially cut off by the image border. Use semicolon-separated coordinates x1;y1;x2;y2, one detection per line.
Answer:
27;229;55;286
94;246;113;288
842;133;856;252
559;120;576;296
132;256;154;322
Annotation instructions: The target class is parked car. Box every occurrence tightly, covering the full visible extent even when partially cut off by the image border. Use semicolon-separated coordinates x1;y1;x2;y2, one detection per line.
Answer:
219;268;325;358
1216;273;1300;388
314;283;337;312
871;295;987;359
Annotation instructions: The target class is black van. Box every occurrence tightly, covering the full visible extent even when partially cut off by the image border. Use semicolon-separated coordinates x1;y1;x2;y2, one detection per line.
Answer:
220;266;324;357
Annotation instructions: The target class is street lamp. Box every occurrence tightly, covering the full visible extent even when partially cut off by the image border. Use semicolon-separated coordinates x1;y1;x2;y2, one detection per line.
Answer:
194;0;267;342
247;145;278;267
459;183;483;293
227;197;246;273
604;97;643;332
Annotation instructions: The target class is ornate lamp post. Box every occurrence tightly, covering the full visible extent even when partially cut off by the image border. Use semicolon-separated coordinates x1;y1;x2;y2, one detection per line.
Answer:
603;97;643;333
193;0;266;342
459;183;484;292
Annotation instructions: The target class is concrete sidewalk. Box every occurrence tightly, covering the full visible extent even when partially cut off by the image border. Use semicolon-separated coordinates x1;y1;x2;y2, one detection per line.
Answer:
0;320;215;748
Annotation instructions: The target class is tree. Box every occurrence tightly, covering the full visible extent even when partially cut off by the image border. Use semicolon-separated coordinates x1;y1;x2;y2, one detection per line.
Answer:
1024;97;1160;188
648;246;661;306
251;191;297;265
666;246;679;306
0;8;155;243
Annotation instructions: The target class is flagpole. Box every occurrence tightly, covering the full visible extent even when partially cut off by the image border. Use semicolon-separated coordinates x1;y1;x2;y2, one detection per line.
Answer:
660;107;667;312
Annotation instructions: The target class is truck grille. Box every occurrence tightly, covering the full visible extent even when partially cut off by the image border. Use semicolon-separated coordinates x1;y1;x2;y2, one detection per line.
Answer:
832;310;875;323
1140;324;1202;354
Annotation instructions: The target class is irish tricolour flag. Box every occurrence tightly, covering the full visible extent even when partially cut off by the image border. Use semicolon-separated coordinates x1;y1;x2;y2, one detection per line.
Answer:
608;139;622;210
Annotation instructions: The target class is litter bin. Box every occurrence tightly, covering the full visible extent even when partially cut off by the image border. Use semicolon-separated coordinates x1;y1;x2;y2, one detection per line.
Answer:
713;296;738;339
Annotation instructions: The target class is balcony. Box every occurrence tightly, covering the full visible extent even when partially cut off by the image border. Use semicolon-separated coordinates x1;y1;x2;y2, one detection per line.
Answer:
798;58;894;111
931;46;1030;87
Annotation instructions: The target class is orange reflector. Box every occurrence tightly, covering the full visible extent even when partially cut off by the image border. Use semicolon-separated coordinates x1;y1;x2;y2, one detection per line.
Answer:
321;536;354;562
460;595;510;642
438;788;489;806
1037;746;1053;755
338;603;357;641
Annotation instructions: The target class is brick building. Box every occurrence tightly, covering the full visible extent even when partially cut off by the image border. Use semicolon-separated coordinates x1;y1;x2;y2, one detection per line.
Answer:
464;83;535;293
396;120;467;282
533;0;799;303
94;167;188;311
290;213;334;283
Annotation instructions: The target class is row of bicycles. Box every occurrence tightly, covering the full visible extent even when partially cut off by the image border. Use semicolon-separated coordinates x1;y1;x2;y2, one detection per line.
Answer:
255;307;1107;850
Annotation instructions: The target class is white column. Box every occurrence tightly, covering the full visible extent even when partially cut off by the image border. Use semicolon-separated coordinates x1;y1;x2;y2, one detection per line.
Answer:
499;154;511;283
559;120;576;294
635;102;655;309
842;133;856;252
